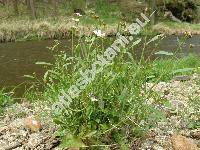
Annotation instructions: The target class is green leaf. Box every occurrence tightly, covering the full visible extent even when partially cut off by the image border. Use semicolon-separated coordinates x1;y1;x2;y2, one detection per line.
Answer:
147;34;165;44
147;75;156;80
60;135;85;149
83;131;97;139
23;75;35;79
155;51;173;56
35;62;53;66
43;71;49;82
53;118;64;125
172;68;194;74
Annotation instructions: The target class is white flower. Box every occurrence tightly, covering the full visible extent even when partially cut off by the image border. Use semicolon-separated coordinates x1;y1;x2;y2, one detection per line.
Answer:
93;29;105;37
72;18;80;22
71;25;77;29
144;99;153;105
74;13;82;17
91;96;98;102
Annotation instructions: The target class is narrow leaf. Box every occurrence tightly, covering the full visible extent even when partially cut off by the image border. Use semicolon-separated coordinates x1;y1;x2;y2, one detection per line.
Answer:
35;62;53;66
155;51;173;56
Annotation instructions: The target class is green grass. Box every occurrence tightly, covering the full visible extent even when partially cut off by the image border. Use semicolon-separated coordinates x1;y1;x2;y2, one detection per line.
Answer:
0;1;123;42
0;0;121;25
148;54;200;81
95;1;121;24
0;89;13;114
80;1;121;26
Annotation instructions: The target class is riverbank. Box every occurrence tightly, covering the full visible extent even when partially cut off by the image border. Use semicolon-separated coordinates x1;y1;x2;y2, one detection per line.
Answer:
1;18;200;42
0;17;120;42
153;21;200;35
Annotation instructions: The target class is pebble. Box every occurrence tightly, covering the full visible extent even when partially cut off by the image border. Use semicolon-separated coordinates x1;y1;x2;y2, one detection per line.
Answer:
26;133;43;148
24;116;42;132
173;75;191;82
191;129;200;140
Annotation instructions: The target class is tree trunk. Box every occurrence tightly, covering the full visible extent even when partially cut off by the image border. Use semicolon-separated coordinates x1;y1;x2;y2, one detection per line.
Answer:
13;0;19;15
51;0;58;16
29;0;36;19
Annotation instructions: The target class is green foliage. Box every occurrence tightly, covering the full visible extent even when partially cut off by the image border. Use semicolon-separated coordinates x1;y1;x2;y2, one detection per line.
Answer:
40;33;167;149
35;29;200;148
147;54;200;81
95;0;121;22
0;89;13;113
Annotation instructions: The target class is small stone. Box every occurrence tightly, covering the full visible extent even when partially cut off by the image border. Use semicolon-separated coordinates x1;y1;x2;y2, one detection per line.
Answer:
196;140;200;147
171;134;198;150
145;129;157;138
180;130;191;137
152;144;164;150
191;129;200;140
171;100;186;109
0;126;8;133
10;118;24;128
26;133;43;148
164;89;170;95
24;116;42;132
173;75;191;82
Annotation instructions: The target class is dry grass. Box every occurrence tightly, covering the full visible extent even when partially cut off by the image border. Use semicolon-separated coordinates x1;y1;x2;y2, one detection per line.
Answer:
153;21;200;35
0;17;118;42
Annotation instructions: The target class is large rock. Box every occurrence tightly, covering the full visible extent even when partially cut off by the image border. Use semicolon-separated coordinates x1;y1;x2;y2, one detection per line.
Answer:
171;134;198;150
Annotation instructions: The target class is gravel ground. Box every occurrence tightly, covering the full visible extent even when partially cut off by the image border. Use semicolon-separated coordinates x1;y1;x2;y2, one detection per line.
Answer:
0;101;60;150
140;74;200;150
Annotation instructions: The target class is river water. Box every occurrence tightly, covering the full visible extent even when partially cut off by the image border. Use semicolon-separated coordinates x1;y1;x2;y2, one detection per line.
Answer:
0;35;200;96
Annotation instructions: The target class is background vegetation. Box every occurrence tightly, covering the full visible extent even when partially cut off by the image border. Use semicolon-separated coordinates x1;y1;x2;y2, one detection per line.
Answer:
0;0;200;42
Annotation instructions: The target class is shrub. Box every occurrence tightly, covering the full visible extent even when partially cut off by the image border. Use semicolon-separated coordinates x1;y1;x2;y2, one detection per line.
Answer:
42;35;166;149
